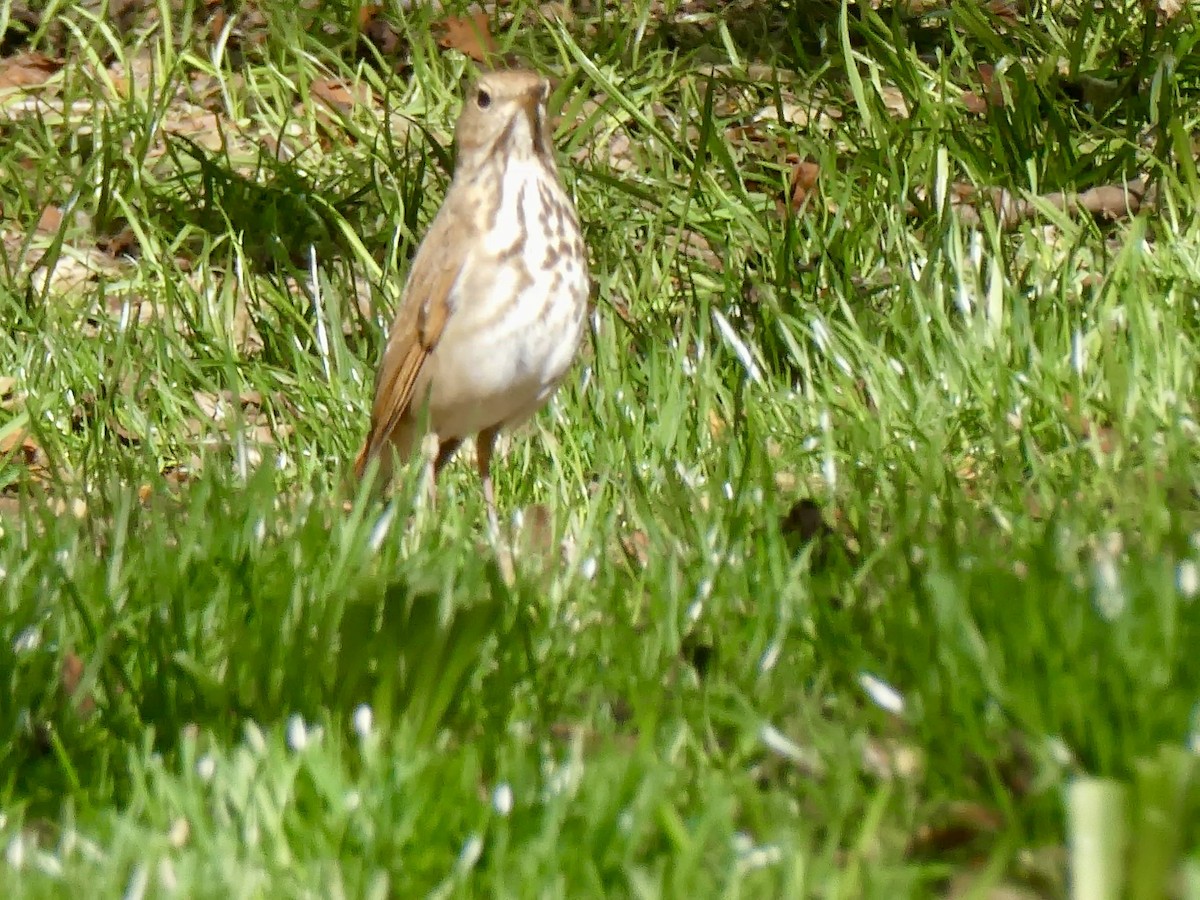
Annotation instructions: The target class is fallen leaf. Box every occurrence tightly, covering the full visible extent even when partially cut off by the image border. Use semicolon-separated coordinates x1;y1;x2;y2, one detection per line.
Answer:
310;77;371;114
788;160;821;213
96;227;139;258
0;428;41;467
36;206;63;234
943;870;1045;900
61;651;97;718
0;53;62;90
960;89;989;115
207;6;227;43
359;5;403;55
984;0;1020;24
907;800;1005;858
707;408;726;440
357;3;383;27
435;11;497;63
513;502;556;559
620;529;650;567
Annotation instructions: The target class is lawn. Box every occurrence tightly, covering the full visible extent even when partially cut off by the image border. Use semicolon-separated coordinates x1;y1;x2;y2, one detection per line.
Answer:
1;0;1199;896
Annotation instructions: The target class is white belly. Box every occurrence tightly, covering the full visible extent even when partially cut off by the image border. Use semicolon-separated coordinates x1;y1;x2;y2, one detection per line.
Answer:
421;166;587;439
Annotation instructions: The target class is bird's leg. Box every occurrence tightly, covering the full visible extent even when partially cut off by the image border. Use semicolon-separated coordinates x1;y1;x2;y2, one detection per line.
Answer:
429;437;462;510
475;426;500;538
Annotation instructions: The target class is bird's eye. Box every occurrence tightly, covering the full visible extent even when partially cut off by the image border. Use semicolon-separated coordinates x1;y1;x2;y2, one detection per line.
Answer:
476;89;492;109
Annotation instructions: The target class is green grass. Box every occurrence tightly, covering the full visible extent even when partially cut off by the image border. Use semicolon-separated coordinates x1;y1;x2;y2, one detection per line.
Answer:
1;0;1200;895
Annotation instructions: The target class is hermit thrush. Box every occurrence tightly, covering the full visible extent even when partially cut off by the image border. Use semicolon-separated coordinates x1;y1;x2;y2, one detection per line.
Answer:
354;70;589;527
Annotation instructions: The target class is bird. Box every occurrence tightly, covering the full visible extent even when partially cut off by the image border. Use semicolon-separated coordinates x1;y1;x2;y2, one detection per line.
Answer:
354;69;589;529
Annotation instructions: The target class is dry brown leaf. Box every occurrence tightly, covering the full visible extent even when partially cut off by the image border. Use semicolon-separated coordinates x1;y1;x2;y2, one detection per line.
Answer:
532;2;573;23
0;428;42;469
908;801;1005;858
61;651;97;718
0;53;62;90
1063;393;1118;453
707;408;726;440
878;84;910;118
620;529;650;567
310;77;372;114
357;3;384;26
514;502;556;561
35;206;64;234
207;6;227;43
943;871;1045;900
788;160;821;213
358;5;404;55
960;90;989;115
96;227;139;258
435;11;497;63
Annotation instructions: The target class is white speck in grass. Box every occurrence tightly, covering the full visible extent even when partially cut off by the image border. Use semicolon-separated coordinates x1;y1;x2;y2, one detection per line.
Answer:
968;230;984;269
0;812;6;831
352;704;374;739
243;720;268;755
344;791;362;812
167;818;189;848
759;641;781;674
723;482;734;501
157;858;177;893
125;863;149;900
492;783;513;816
686;599;704;624
1046;736;1075;768
1092;552;1125;620
12;626;41;654
733;832;782;871
579;556;598;581
859;672;905;716
711;308;764;384
541;739;585;800
196;754;216;782
457;834;483;873
1177;560;1199;600
33;849;62;878
617;809;634;833
759;725;823;775
287;713;320;752
368;503;397;553
810;316;831;352
1071;329;1086;375
6;832;25;870
253;517;266;544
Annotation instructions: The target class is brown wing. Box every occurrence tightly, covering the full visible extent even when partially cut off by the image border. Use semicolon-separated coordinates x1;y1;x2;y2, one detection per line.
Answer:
354;215;463;480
